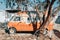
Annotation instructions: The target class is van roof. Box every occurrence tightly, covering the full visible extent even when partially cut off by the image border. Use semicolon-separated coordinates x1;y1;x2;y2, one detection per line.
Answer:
6;10;21;13
6;10;37;13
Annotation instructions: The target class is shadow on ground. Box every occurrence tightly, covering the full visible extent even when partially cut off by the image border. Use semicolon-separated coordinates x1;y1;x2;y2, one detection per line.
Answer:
53;29;60;38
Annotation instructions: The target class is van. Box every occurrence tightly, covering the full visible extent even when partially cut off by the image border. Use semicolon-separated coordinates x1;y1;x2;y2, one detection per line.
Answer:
6;11;54;34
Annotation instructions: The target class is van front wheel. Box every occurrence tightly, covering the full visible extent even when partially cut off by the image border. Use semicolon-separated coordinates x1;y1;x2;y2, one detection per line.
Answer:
9;28;16;34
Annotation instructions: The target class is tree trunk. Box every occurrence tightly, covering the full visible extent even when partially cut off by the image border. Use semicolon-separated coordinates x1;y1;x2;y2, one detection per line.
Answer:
35;0;56;36
39;0;56;33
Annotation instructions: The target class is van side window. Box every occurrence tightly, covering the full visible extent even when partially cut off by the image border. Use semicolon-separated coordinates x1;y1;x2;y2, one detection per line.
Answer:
28;18;29;20
14;17;20;21
27;18;31;21
55;16;59;23
26;17;31;23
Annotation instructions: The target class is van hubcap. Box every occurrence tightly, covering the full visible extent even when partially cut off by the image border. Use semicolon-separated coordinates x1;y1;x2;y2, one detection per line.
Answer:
10;29;15;33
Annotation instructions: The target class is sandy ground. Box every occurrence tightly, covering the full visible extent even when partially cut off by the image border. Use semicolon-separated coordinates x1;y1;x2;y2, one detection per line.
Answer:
0;24;60;40
0;28;37;40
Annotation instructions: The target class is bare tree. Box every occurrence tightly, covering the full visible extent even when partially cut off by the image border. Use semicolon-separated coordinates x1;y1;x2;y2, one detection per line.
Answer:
34;0;57;40
15;0;27;9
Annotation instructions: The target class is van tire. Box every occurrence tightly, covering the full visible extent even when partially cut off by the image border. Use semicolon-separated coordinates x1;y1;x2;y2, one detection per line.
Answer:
9;28;16;34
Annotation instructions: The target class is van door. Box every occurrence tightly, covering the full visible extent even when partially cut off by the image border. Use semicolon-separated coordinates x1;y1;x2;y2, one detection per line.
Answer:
24;17;33;31
13;16;23;31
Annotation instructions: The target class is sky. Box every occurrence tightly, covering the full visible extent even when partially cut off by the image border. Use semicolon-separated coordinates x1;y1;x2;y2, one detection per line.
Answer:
0;0;59;10
0;0;6;10
0;0;59;22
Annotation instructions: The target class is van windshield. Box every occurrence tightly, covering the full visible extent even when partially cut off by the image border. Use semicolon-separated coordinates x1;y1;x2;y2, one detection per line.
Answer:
10;16;14;21
14;17;20;21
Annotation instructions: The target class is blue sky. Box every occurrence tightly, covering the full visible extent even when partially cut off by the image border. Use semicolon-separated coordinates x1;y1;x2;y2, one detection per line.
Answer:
53;0;59;9
0;0;59;10
0;0;6;10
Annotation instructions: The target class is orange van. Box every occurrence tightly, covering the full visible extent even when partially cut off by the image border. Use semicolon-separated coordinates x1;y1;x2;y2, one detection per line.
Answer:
6;11;54;34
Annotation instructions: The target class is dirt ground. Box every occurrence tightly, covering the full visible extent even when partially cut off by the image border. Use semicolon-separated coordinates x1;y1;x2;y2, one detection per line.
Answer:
0;24;60;40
